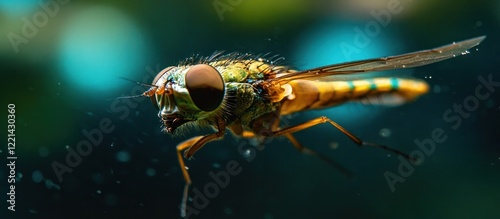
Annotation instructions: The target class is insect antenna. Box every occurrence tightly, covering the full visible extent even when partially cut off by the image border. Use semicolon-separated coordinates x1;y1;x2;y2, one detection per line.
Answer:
118;76;158;88
106;77;158;101
106;94;147;101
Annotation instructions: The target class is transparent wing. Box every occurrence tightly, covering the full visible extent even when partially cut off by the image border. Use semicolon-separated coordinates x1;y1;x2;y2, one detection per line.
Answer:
274;36;485;83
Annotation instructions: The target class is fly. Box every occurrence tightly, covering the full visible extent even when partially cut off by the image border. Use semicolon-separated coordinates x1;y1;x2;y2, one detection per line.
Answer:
140;36;485;217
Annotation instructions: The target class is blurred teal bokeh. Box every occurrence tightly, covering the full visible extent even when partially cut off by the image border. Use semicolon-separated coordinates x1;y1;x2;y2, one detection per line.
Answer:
58;6;149;94
0;0;38;17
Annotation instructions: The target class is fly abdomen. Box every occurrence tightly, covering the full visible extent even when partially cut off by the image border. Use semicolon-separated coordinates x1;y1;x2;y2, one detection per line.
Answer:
280;78;429;115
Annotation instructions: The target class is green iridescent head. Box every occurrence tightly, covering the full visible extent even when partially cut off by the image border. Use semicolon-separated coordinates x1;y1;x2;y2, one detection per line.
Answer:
144;64;225;134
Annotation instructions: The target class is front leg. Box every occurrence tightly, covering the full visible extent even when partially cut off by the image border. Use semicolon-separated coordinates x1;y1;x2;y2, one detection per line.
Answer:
176;118;225;217
183;118;226;158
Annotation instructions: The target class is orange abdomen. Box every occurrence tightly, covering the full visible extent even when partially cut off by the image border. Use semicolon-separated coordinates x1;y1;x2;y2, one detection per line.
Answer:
280;78;429;115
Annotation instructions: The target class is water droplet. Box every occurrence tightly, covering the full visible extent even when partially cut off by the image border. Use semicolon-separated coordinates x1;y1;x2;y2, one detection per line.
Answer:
116;151;131;162
379;128;392;137
146;168;156;177
96;190;102;194
185;166;189;170
433;85;441;94
32;170;44;183
86;111;94;116
212;163;221;169
45;179;61;190
329;142;339;150
243;149;253;159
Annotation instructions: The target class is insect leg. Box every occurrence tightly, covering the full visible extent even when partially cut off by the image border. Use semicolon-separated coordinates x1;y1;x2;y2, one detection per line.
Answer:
183;119;226;159
176;119;226;217
285;133;353;177
176;132;226;217
239;129;352;176
175;136;202;218
272;116;415;161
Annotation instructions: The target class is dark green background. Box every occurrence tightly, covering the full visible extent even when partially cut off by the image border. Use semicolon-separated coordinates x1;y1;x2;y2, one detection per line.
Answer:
1;0;499;218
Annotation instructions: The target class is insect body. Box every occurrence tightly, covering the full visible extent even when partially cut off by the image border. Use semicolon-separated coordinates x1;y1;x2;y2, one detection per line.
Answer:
142;36;485;216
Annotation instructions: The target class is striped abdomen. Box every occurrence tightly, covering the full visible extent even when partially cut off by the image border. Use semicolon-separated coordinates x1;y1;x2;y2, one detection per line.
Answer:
280;78;429;115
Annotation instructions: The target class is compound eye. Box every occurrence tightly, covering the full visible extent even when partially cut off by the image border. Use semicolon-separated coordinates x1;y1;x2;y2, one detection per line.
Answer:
185;64;224;111
152;66;174;86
